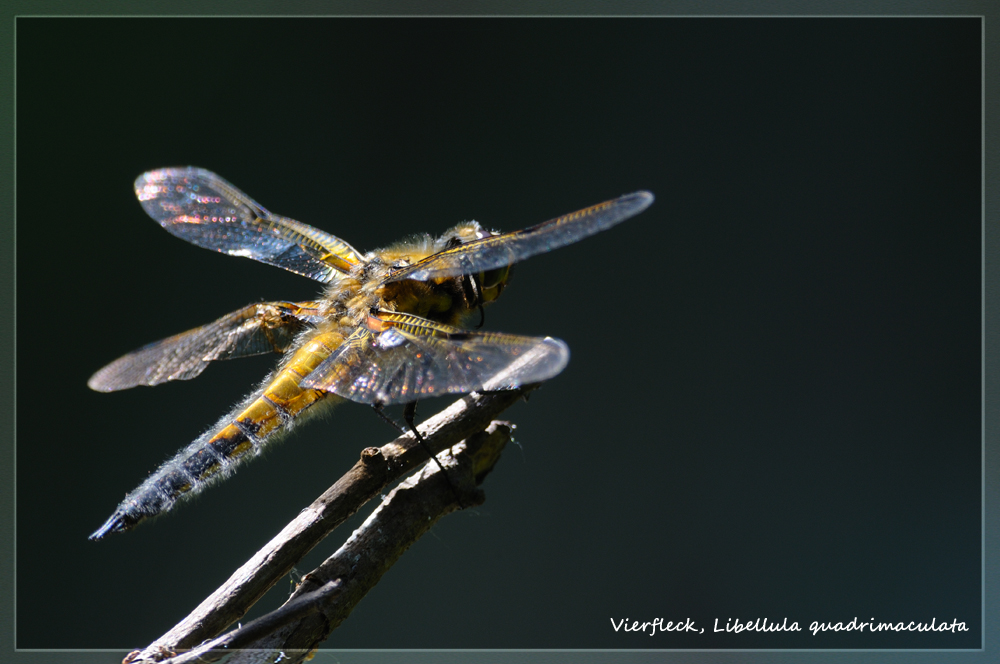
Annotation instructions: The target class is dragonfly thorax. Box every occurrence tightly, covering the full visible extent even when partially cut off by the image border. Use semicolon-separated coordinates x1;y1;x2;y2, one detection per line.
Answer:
348;223;508;328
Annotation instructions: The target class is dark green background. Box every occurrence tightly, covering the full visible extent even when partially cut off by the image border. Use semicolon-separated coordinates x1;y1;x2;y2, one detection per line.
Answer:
15;17;980;650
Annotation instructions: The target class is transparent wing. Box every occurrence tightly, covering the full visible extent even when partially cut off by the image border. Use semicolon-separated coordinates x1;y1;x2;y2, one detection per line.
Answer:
384;190;654;283
88;301;324;392
300;311;569;405
135;167;363;283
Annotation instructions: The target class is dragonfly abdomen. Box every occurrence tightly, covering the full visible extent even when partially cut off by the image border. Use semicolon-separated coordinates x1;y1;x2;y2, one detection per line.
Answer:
89;331;345;540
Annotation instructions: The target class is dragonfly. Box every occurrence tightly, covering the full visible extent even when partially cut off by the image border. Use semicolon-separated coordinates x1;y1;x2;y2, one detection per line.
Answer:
88;167;654;539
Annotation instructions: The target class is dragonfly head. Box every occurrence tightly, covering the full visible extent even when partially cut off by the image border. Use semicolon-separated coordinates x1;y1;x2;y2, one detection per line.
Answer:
440;220;496;245
438;221;512;307
476;264;510;304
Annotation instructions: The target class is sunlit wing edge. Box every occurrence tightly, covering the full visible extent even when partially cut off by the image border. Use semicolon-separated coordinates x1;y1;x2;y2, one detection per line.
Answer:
384;190;654;283
135;167;363;283
87;301;321;392
299;322;570;405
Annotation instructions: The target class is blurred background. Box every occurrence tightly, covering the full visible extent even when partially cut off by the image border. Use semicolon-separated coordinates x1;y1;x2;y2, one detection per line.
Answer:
15;17;980;651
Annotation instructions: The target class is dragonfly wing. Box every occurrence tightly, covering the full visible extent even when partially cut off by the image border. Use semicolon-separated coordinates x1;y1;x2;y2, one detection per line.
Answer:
88;301;323;392
135;167;363;283
384;190;653;283
300;313;569;405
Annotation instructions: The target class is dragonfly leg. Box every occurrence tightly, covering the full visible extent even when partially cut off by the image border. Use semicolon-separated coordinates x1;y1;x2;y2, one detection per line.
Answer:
370;404;451;487
462;274;486;329
371;401;405;435
403;401;464;506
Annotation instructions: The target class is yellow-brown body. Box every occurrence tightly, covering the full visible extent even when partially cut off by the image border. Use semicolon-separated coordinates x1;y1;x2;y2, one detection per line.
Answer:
95;229;497;536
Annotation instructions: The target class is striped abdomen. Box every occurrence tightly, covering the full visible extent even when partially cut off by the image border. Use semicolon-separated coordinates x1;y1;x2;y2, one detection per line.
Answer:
89;330;345;539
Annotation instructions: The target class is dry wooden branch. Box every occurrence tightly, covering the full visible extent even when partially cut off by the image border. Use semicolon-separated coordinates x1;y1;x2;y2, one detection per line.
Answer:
155;422;511;664
127;388;529;663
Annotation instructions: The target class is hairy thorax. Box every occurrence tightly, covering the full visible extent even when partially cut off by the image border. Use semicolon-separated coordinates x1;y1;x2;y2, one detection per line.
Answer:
320;226;494;337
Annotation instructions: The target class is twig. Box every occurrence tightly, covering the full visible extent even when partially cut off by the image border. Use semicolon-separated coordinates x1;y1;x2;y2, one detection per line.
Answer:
127;389;528;663
156;422;511;664
152;579;344;664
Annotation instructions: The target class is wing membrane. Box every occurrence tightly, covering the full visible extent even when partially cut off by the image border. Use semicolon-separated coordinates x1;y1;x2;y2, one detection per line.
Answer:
300;311;569;405
384;190;654;283
135;168;363;283
88;301;323;392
